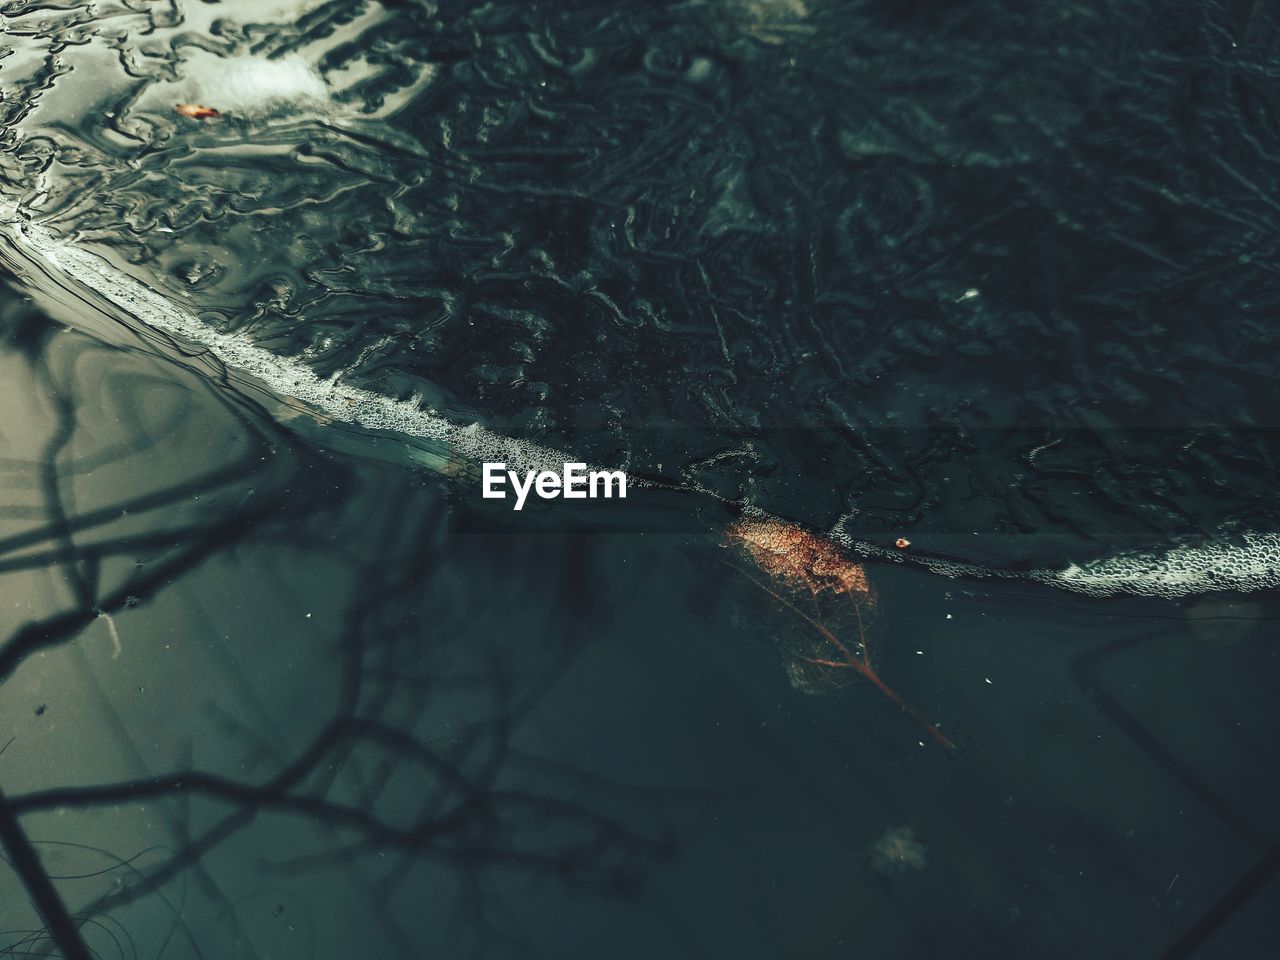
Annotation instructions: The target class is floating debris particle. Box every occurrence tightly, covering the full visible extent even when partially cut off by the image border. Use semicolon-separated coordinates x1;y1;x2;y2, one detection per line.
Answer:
870;826;927;875
175;103;220;119
96;609;123;659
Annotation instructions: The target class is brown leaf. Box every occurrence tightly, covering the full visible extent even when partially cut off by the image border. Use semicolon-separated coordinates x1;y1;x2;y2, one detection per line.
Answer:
175;103;220;120
725;518;954;749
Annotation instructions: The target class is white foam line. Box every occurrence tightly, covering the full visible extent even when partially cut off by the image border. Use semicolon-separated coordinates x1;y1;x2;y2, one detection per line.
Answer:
7;216;1279;599
830;524;1280;599
1047;534;1280;598
11;216;574;476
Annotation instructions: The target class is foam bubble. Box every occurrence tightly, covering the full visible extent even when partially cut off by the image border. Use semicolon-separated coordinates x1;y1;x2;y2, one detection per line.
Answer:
1047;534;1280;598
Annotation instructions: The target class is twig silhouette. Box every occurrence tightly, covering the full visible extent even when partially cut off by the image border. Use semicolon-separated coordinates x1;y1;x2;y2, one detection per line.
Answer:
0;307;672;956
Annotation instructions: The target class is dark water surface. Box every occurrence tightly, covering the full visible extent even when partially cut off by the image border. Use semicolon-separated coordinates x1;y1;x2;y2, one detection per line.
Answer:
1;1;1279;958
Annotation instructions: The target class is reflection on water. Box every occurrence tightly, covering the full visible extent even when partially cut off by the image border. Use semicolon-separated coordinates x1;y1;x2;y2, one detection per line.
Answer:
2;1;1280;958
0;276;1278;955
0;275;665;956
0;280;676;957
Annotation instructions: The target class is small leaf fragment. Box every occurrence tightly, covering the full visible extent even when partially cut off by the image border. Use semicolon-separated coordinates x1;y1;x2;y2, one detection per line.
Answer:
175;103;220;119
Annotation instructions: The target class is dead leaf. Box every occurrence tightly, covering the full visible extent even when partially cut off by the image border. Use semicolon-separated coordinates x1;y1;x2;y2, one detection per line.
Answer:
725;518;954;749
175;103;220;120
